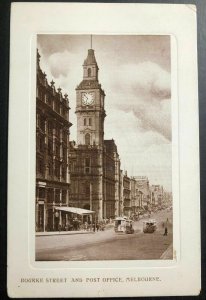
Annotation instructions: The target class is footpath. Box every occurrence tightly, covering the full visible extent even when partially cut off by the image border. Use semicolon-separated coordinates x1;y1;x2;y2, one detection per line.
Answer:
36;230;93;237
36;224;113;237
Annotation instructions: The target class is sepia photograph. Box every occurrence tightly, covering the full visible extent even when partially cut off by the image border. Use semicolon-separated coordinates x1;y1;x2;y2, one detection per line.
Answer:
35;34;173;261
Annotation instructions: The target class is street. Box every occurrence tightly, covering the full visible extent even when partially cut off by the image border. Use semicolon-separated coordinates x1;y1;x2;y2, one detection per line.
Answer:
36;210;172;261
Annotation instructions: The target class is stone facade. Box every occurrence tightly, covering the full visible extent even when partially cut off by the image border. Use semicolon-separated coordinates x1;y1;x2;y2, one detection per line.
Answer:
36;50;72;232
150;185;164;207
130;177;138;215
134;176;150;209
69;49;121;220
104;140;121;218
123;172;131;217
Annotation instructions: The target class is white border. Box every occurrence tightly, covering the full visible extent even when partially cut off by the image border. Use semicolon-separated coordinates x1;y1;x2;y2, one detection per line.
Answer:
8;3;200;297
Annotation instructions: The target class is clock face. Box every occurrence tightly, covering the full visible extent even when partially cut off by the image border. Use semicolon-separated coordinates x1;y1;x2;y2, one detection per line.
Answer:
82;92;94;106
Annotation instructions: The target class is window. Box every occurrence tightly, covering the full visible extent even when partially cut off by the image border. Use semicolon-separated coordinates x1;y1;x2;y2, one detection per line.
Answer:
39;188;45;199
85;133;90;145
84;118;86;126
71;161;76;172
54;162;60;178
47;95;52;106
55;145;59;157
62;166;66;179
85;157;90;174
62;190;67;203
55;125;60;137
62;130;67;141
55;100;60;113
40;117;45;132
89;118;92;126
85;157;90;167
38;159;44;174
62;166;64;178
48;162;53;176
39;137;44;152
55;189;60;203
48;122;53;135
88;68;91;77
62;107;67;118
47;188;54;203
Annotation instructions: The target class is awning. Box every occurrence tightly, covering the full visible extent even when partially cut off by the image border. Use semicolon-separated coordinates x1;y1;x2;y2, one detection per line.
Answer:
54;206;95;215
115;217;126;221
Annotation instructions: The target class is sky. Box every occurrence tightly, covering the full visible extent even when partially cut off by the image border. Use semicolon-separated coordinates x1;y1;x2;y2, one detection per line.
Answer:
37;35;172;191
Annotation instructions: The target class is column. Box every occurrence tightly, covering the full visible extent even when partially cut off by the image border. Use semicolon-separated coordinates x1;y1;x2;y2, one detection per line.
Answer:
66;189;69;206
37;113;40;128
89;182;93;211
59;211;62;227
59;163;62;182
53;188;55;230
45;188;48;231
43;204;46;232
36;187;39;231
60;190;62;227
35;201;38;232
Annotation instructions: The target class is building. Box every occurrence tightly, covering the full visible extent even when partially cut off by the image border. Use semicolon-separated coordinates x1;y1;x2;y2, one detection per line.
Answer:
123;172;131;217
36;50;72;232
130;177;139;216
119;170;124;216
150;185;164;208
134;176;150;209
69;48;121;220
104;139;121;218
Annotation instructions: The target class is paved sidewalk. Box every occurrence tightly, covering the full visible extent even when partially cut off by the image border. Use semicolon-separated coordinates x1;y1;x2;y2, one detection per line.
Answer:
36;230;95;237
36;224;114;237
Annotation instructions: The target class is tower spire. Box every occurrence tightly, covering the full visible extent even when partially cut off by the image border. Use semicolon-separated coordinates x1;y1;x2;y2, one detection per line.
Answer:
91;34;93;49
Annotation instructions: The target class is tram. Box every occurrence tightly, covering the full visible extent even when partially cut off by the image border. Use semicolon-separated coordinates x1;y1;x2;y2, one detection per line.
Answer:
114;217;134;234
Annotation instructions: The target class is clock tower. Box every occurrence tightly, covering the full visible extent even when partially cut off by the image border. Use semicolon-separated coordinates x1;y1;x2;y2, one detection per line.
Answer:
70;46;121;221
75;48;106;147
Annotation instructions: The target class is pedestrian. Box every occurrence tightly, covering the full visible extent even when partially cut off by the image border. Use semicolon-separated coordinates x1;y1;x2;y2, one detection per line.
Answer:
84;221;88;231
96;223;99;232
163;218;168;236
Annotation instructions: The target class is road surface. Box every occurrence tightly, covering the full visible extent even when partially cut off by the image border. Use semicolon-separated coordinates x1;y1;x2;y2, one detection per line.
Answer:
36;209;172;261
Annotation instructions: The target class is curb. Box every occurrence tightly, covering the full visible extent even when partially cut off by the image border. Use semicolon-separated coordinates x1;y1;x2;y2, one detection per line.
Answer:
36;231;95;237
160;243;173;259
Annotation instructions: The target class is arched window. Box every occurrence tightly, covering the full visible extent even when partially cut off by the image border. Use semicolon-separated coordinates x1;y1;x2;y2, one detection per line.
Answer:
88;68;91;77
85;133;90;145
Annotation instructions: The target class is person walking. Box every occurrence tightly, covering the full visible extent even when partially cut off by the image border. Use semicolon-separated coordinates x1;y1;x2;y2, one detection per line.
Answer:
96;223;99;232
163;226;168;236
163;218;169;236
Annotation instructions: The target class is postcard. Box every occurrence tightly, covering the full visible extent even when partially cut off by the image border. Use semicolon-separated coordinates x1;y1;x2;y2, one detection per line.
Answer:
7;3;200;297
